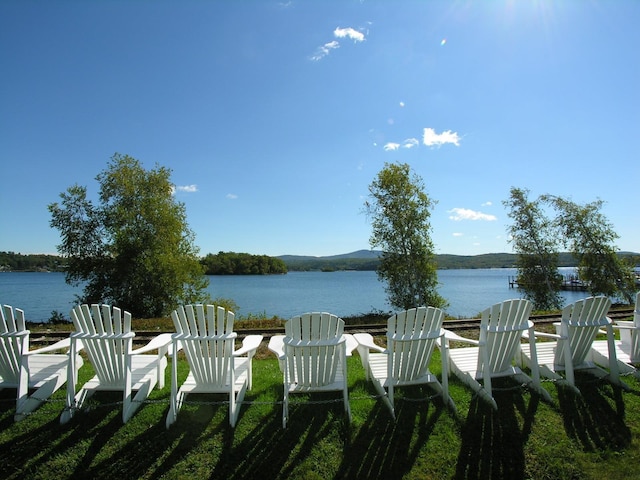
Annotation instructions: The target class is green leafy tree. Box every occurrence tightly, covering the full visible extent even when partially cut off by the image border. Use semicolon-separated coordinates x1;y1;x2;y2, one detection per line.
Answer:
365;162;446;310
503;187;563;311
49;153;210;318
542;195;635;303
201;252;287;275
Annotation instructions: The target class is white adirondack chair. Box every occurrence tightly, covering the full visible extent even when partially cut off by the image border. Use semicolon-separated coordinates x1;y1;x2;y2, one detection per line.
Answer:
60;304;171;424
444;299;551;409
590;292;640;379
353;306;455;418
518;296;624;393
270;312;351;428
166;305;262;428
0;305;83;421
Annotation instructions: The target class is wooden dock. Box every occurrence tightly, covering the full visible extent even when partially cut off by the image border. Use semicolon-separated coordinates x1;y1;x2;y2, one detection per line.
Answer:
508;275;588;291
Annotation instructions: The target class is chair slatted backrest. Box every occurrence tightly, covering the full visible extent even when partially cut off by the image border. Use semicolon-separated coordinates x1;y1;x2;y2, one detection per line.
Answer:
388;306;443;383
478;299;533;374
0;305;27;384
555;296;612;366
284;312;344;388
172;305;236;388
71;304;132;386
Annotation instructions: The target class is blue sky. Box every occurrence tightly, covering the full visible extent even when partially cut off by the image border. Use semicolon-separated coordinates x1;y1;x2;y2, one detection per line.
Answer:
1;0;638;258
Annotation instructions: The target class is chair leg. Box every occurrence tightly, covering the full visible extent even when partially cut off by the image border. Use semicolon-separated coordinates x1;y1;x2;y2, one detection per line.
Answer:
124;378;155;423
166;390;186;429
230;382;248;428
439;343;454;411
167;344;180;429
282;387;289;429
16;375;65;421
343;384;351;423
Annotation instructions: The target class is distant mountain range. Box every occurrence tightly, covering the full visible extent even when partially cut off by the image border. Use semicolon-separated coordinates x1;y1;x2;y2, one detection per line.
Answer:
277;250;640;271
278;250;382;262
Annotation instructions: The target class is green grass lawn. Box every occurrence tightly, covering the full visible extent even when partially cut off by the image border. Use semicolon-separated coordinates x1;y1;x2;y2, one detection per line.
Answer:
1;350;639;480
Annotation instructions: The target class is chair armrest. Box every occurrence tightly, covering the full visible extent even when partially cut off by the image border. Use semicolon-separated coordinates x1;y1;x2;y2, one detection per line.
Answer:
268;335;285;359
24;337;72;355
443;329;479;346
234;334;263;357
530;331;562;340
132;333;173;355
352;333;385;353
612;322;637;330
343;334;358;356
71;331;135;340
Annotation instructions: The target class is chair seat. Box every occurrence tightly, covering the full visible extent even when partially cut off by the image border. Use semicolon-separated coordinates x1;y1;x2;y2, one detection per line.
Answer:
591;339;633;365
522;341;598;372
447;347;481;378
177;357;250;395
367;352;439;388
83;355;167;391
0;354;73;389
287;364;346;393
448;347;523;380
28;354;83;388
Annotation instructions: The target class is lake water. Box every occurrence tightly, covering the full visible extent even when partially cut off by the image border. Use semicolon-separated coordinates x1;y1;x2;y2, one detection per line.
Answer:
0;268;592;323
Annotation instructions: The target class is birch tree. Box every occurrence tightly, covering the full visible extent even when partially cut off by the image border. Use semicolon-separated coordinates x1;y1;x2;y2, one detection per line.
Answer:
503;187;563;311
365;162;446;310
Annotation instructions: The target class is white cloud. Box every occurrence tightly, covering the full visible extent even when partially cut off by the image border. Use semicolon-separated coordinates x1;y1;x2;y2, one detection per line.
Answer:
423;128;461;147
481;201;493;207
399;101;405;107
310;40;339;61
403;138;419;149
311;27;365;61
448;208;497;221
172;185;198;194
334;27;365;42
382;127;461;153
226;193;238;200
453;232;464;237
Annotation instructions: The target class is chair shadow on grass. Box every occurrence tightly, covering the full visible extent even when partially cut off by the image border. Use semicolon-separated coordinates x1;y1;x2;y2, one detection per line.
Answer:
556;372;630;452
0;387;221;479
78;393;229;479
0;388;20;432
209;386;351;480
336;382;446;480
0;391;127;478
455;377;541;480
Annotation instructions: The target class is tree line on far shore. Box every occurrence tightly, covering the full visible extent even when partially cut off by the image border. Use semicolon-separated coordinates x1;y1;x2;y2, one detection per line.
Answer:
2;250;638;275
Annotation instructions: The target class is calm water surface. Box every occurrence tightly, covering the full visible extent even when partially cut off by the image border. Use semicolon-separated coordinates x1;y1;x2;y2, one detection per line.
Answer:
0;268;591;322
